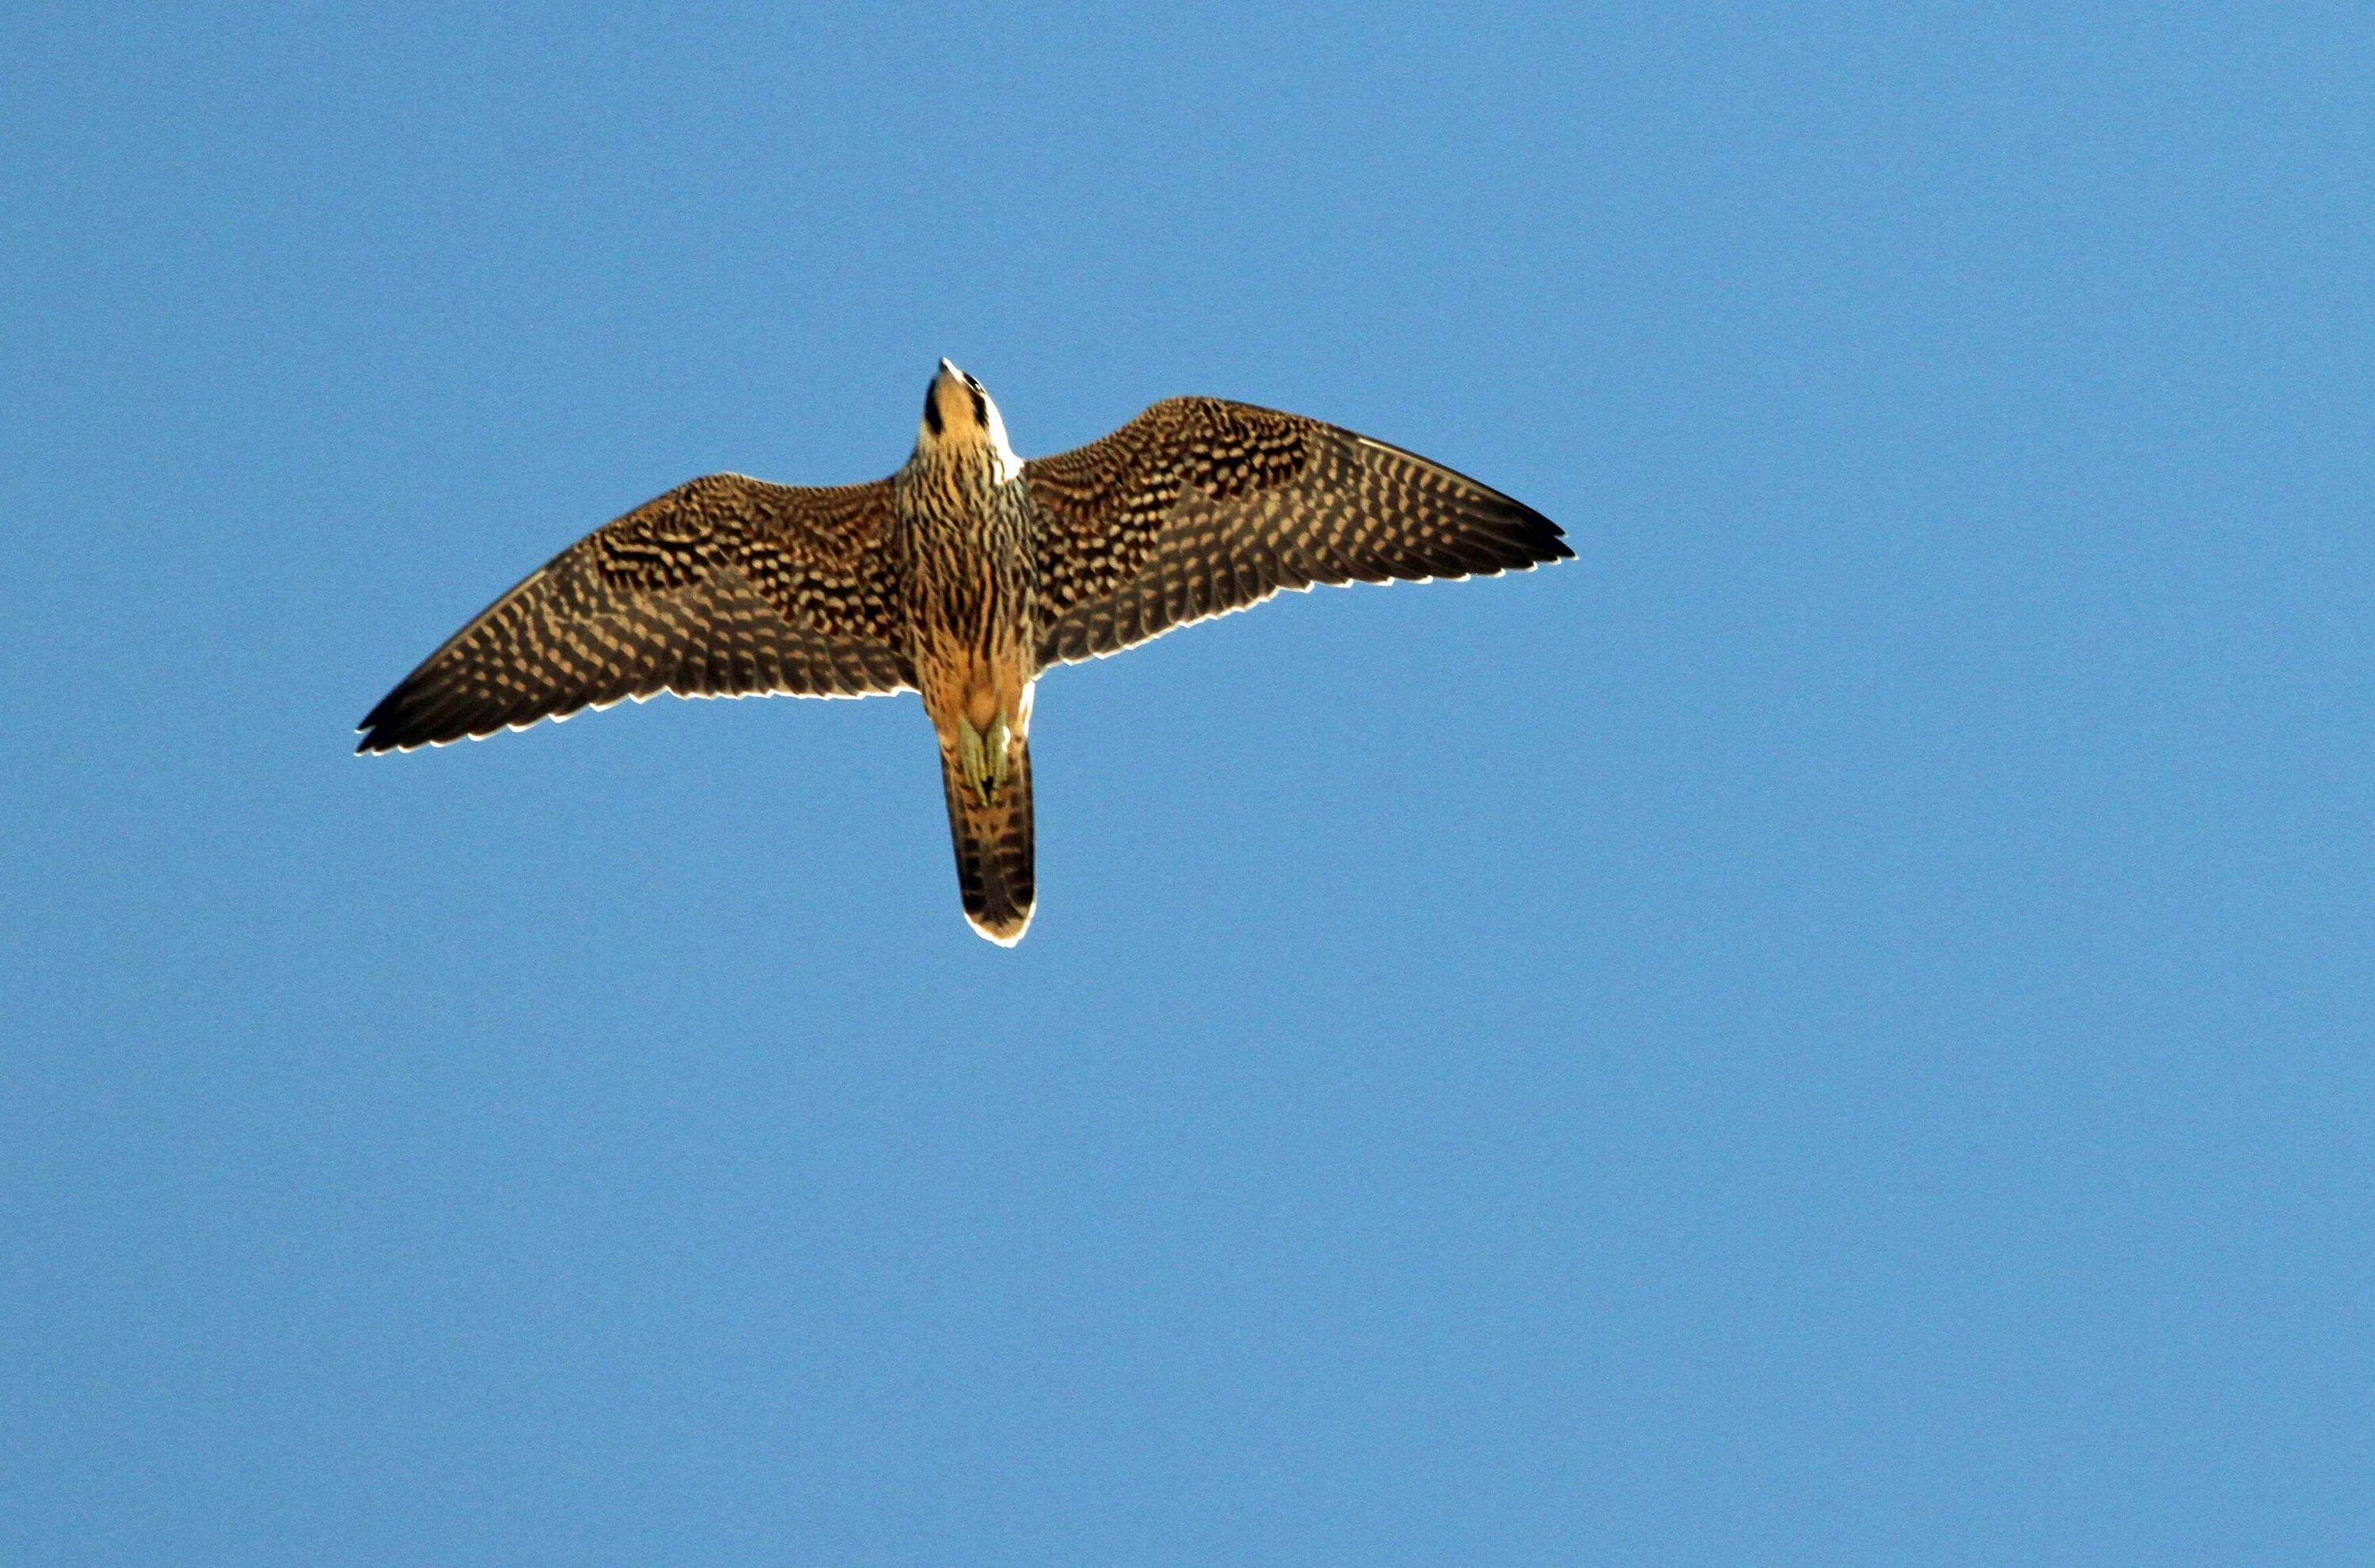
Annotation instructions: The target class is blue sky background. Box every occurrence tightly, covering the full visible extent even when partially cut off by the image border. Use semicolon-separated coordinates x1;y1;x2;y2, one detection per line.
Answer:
3;3;2369;1562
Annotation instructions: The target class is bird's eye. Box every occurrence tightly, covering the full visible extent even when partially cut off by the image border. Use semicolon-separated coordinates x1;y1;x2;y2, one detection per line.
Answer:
967;386;989;426
923;389;944;435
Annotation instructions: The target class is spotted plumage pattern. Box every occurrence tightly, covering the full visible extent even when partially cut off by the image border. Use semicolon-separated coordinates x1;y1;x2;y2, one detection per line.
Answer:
1028;397;1570;664
359;363;1571;943
357;475;908;751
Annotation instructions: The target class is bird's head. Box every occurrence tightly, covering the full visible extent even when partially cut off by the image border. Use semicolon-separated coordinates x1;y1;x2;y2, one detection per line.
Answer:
918;359;1019;479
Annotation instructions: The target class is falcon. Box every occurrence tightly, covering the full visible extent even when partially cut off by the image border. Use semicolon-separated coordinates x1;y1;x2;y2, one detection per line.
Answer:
358;363;1571;944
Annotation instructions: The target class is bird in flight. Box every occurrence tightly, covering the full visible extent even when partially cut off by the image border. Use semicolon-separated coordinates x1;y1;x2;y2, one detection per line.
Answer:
359;362;1571;944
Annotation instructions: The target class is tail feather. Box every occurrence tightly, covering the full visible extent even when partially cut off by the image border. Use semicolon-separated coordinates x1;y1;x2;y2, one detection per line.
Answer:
939;731;1036;945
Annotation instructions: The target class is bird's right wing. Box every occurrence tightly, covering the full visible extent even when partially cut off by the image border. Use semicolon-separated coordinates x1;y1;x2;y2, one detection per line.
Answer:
358;474;911;753
1026;397;1571;666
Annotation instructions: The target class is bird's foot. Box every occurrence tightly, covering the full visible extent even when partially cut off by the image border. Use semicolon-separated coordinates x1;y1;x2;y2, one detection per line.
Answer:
956;715;1012;804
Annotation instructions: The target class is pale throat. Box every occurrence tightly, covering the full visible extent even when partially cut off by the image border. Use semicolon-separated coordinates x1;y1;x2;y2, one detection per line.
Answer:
976;424;1024;487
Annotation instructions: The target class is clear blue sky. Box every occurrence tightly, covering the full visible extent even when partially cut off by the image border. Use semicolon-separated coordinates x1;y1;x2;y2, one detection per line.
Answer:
4;3;2368;1562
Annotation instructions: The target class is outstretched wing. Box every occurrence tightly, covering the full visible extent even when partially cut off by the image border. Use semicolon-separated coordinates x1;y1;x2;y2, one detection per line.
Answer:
357;474;910;753
1026;397;1571;666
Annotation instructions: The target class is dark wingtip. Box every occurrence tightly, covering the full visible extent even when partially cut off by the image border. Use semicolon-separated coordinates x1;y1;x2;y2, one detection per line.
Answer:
1495;497;1574;568
355;705;390;755
355;683;431;754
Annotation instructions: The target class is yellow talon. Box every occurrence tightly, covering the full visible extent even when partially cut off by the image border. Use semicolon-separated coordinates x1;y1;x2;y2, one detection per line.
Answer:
985;716;1011;794
956;716;1009;803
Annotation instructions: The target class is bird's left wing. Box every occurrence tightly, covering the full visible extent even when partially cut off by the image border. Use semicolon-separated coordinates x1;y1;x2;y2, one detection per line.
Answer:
1026;397;1571;666
357;474;910;753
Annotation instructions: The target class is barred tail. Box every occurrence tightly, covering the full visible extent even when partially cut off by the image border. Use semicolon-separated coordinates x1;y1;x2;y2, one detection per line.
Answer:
938;729;1036;946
